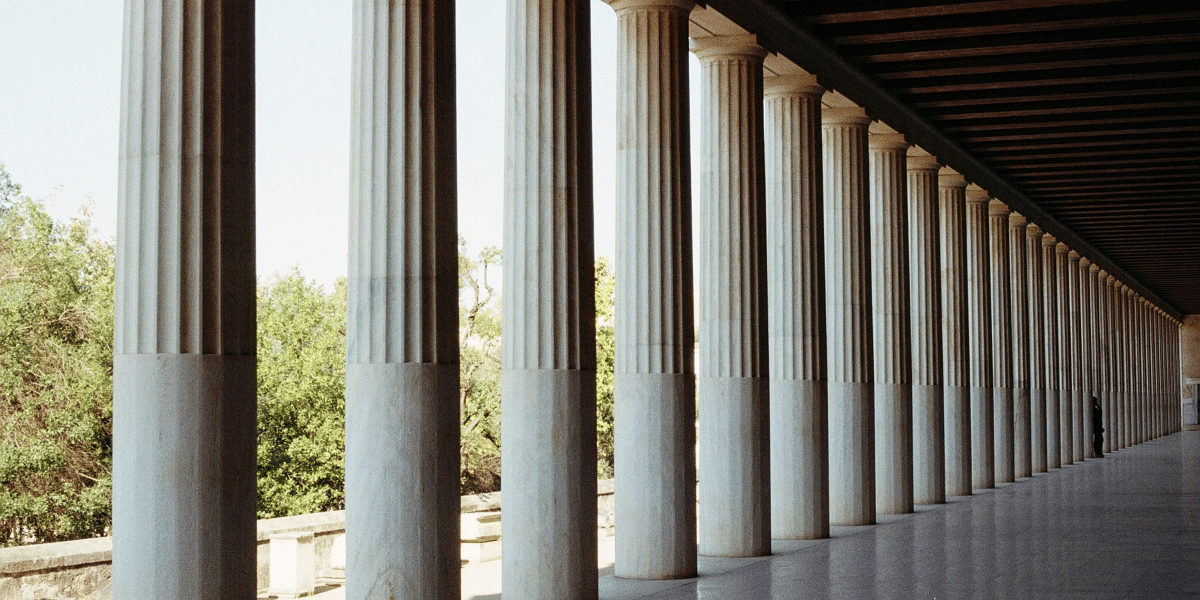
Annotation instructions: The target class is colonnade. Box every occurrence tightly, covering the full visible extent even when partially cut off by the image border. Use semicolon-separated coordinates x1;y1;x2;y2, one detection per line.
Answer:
109;1;1185;599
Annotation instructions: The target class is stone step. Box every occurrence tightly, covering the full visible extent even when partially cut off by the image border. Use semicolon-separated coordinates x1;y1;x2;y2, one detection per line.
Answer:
460;538;502;564
461;510;502;540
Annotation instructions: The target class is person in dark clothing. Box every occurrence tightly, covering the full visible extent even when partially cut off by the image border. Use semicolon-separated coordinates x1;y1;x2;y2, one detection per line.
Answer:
1092;397;1105;458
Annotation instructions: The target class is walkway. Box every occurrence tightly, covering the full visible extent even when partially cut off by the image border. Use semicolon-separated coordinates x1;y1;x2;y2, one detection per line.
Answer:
319;431;1200;599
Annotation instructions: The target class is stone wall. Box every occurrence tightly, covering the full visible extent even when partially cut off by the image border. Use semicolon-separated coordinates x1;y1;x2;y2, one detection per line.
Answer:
0;479;616;599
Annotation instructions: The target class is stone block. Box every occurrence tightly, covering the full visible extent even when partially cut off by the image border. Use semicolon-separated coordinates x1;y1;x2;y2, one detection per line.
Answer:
268;532;315;599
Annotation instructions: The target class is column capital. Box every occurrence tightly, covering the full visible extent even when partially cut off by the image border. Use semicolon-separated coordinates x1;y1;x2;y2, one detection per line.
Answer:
906;145;940;171
988;198;1010;216
965;183;990;203
1068;249;1081;261
822;105;871;125
606;0;694;11
1009;211;1028;227
1056;241;1070;255
868;128;908;150
764;73;823;97
1089;262;1100;273
1106;275;1117;286
939;166;968;188
1042;233;1057;247
1027;222;1044;238
691;34;766;60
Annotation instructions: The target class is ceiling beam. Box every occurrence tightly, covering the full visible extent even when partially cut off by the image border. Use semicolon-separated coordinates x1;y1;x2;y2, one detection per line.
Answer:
803;0;1130;25
860;33;1200;64
830;12;1200;45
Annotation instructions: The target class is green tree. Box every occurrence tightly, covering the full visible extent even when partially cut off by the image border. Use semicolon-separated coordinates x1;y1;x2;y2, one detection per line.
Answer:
255;271;347;518
0;166;115;545
458;241;503;494
595;257;615;479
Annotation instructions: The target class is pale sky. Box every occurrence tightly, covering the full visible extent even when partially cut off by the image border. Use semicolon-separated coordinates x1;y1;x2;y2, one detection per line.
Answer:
0;1;703;288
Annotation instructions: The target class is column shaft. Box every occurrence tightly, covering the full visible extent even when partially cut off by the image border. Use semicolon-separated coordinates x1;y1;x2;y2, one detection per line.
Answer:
695;34;770;555
346;2;460;598
1105;275;1118;451
1055;243;1073;466
1027;224;1047;473
1010;213;1031;478
503;0;598;596
1042;234;1061;469
908;152;944;504
965;187;993;489
1079;259;1095;458
766;75;829;540
611;0;696;578
113;1;257;597
824;106;876;524
870;131;912;515
989;201;1014;483
939;171;971;496
1067;250;1083;463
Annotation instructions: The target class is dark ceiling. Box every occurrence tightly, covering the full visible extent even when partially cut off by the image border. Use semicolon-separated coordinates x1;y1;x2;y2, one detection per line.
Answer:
765;0;1200;315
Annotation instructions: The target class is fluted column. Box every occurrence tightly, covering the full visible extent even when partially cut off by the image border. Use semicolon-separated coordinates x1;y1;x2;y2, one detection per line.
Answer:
1041;234;1061;469
765;73;829;540
965;185;993;489
1055;242;1073;466
1098;270;1112;455
1137;297;1148;443
870;128;912;515
1009;213;1031;478
113;2;256;597
989;200;1014;483
1079;258;1095;458
1067;250;1083;463
610;0;696;579
939;169;971;496
823;104;876;524
345;2;459;598
503;1;597;596
1027;224;1047;473
1106;276;1121;450
1118;284;1131;449
694;34;770;556
908;149;944;504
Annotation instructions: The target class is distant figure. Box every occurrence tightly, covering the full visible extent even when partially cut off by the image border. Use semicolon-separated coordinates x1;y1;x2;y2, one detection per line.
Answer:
1092;397;1104;458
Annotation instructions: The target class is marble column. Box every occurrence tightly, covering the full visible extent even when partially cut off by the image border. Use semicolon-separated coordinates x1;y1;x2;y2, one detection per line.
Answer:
345;2;460;598
1118;285;1131;449
1041;234;1061;469
1027;224;1047;473
940;169;971;496
1106;276;1121;450
1067;250;1084;463
908;149;944;504
870;127;912;515
1009;213;1031;478
1084;261;1100;457
1055;242;1073;466
1138;298;1149;443
1098;270;1112;454
989;200;1014;483
113;2;256;597
503;0;598;596
610;0;696;579
823;103;876;525
765;73;828;541
694;34;770;555
965;185;994;489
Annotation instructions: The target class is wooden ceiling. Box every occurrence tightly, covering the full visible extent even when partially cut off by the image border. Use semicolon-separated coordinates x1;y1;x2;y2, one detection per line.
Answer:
770;0;1200;315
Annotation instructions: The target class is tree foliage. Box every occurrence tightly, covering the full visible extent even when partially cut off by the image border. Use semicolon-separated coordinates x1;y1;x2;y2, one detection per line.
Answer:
458;241;504;494
595;257;616;479
0;166;115;545
256;272;347;518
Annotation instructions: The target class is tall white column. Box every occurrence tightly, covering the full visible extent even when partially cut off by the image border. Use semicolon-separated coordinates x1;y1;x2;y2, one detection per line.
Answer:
694;34;770;556
1137;297;1148;443
1067;250;1083;463
1055;242;1073;466
1107;276;1122;450
989;200;1014;483
824;104;876;524
113;2;256;597
1119;285;1132;449
1079;258;1095;458
1098;270;1112;454
610;0;696;579
1009;212;1031;478
1041;234;1061;469
908;149;944;504
765;73;829;540
345;2;459;597
503;0;598;596
965;185;993;489
1027;224;1047;473
939;169;971;496
870;127;912;515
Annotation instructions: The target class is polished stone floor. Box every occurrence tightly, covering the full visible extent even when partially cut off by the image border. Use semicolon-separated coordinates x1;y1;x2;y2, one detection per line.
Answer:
599;430;1200;600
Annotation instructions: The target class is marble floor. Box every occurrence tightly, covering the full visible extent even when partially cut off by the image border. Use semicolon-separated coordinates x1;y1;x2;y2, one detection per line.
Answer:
317;430;1200;599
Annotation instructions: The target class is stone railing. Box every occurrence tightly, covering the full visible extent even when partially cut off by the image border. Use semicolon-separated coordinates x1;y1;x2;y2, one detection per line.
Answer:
0;479;615;599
